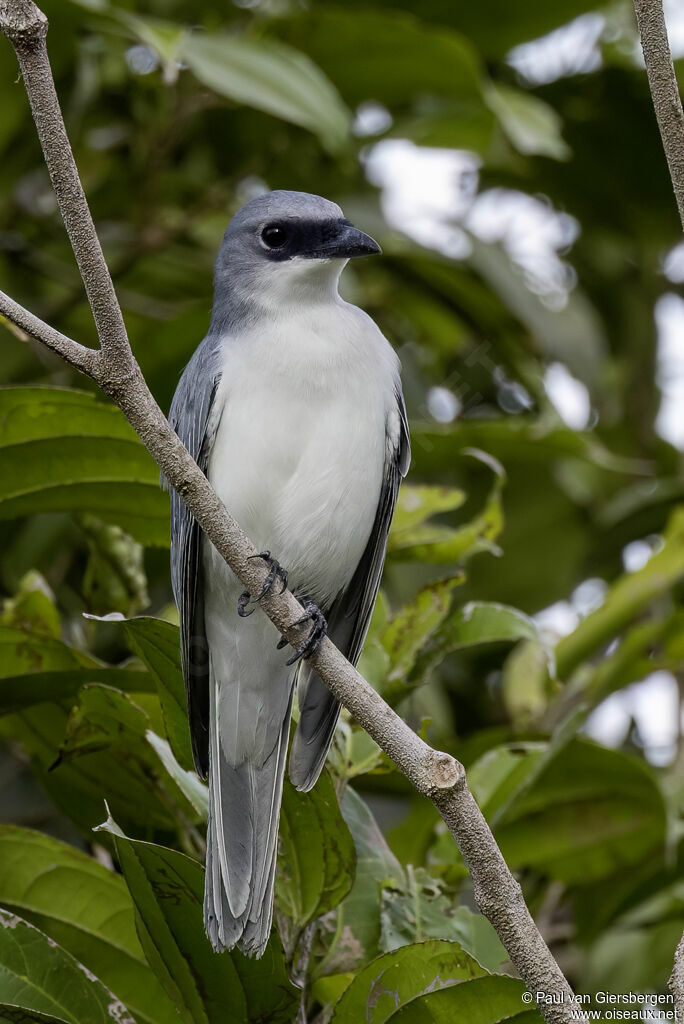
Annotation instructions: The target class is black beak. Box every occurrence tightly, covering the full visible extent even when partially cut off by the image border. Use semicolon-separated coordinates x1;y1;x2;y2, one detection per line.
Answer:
312;221;382;259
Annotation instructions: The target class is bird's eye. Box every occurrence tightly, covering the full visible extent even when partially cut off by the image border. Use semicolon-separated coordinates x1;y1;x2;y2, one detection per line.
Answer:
261;225;288;249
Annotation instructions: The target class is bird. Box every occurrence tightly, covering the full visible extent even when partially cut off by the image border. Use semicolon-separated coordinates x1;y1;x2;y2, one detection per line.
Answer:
168;190;410;958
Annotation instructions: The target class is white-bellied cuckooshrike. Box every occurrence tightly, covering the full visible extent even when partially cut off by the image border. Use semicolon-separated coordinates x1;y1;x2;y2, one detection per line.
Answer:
168;190;410;957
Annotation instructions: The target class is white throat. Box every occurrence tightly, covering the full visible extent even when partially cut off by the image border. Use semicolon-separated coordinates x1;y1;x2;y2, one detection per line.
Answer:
249;256;347;317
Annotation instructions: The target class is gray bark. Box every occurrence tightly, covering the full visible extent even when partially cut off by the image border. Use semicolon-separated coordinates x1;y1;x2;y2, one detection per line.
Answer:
633;0;684;230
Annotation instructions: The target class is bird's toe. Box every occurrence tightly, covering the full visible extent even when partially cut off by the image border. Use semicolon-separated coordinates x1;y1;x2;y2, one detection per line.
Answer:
237;590;255;617
285;602;328;665
249;551;289;602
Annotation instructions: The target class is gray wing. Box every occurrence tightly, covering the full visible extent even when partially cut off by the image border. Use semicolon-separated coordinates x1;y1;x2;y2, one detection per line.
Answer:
167;336;223;778
289;383;411;792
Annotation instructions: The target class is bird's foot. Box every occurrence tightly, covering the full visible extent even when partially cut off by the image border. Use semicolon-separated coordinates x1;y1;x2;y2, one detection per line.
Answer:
281;602;328;666
237;551;288;618
250;550;289;601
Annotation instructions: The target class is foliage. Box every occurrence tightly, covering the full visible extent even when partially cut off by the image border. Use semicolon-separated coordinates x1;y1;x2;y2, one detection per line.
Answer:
0;0;683;1019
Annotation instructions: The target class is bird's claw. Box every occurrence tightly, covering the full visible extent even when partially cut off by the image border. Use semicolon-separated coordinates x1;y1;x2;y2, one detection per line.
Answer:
249;550;288;602
236;552;288;618
284;602;328;666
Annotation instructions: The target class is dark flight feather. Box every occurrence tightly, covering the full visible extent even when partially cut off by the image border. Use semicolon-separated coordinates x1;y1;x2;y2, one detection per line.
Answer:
167;336;223;778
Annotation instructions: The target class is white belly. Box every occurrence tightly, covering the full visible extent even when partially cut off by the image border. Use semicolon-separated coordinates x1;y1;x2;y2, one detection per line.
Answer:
203;302;397;607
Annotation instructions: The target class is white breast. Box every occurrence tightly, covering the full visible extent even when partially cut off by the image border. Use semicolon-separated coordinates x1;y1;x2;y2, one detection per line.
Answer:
204;299;399;607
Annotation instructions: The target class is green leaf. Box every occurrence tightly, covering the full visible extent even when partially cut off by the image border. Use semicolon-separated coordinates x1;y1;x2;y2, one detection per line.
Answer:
179;32;350;153
0;827;179;1024
480;740;668;884
0;909;135;1024
54;685;204;825
411;419;644;477
386;800;441;869
382;577;463;684
357;593;392;692
467;744;546;824
278;9;482;109
1;572;60;639
1;702;190;835
485;82;570;160
330;0;600;60
388;499;496;565
277;773;355;931
0;626;152;715
55;684;151;765
0;1008;70;1024
0;387;168;547
502;640;553;723
388;453;504;565
556;506;684;680
391;101;496;155
80;515;149;618
389;487;466;538
409;602;540;689
331;939;487;1024
122;616;192;772
317;787;404;975
583;877;684;992
96;813;298;1024
332;723;386;782
379;867;507;973
565;612;684;722
87;614;192;772
145;730;208;819
391;976;542;1023
438;600;538;650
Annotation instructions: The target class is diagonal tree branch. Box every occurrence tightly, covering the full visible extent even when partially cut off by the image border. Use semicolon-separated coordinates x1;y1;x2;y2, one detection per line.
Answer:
0;3;586;1020
633;0;684;230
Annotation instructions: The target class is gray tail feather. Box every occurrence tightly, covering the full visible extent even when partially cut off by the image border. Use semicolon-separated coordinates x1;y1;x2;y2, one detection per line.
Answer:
204;689;293;958
288;666;340;793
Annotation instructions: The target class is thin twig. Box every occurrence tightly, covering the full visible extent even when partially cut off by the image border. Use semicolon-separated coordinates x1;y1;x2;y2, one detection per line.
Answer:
0;286;99;376
293;922;316;1024
0;3;586;1020
633;0;684;230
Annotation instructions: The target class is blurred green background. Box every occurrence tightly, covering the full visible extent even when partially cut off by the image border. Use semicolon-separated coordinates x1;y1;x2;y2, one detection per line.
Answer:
0;0;683;1019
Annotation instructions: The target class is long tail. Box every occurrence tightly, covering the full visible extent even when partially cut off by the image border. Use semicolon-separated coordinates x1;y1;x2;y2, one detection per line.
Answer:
204;678;293;958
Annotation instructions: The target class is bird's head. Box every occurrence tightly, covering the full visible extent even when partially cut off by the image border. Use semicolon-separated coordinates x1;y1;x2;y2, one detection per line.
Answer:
212;191;381;314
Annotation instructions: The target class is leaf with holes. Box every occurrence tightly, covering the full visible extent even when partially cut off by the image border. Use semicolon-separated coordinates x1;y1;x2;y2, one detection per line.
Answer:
0;910;136;1024
331;939;487;1024
0;827;178;1024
